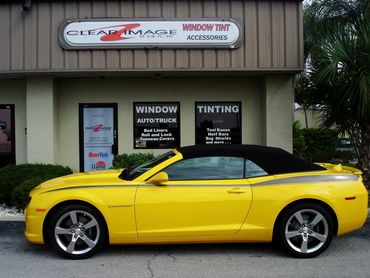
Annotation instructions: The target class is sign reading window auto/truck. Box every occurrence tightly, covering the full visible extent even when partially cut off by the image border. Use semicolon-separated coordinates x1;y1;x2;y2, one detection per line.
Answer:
59;19;242;49
195;102;241;145
134;102;180;149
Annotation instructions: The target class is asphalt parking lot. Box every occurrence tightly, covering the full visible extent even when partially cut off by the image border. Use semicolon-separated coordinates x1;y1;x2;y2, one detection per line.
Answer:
1;218;370;278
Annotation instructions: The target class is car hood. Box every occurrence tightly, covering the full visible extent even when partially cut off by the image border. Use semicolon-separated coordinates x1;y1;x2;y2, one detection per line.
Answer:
30;169;132;196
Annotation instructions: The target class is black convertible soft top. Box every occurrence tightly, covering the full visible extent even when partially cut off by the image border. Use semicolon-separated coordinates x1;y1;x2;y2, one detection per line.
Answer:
177;145;324;175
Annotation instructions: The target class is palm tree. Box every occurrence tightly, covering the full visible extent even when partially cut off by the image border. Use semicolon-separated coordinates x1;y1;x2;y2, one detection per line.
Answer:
297;0;370;185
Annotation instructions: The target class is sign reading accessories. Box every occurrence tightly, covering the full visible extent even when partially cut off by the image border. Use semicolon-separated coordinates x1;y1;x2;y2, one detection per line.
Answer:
59;19;242;49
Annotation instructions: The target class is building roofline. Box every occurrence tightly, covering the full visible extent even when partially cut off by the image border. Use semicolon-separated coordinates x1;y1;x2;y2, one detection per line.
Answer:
0;68;303;79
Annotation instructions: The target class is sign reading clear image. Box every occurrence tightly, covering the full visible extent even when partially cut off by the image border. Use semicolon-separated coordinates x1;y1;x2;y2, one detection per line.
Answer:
59;19;242;49
134;102;180;149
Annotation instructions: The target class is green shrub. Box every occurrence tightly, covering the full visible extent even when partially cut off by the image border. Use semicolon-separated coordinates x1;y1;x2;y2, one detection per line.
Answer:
292;123;358;164
112;153;154;169
0;164;72;206
11;178;45;210
341;162;359;168
293;121;307;158
300;128;338;162
329;150;357;165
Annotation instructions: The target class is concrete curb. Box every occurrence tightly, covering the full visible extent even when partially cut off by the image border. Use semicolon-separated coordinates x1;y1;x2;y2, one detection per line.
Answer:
0;215;24;221
1;209;369;222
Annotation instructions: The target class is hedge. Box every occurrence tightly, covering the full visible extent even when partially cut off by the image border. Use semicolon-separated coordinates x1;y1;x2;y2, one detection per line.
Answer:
112;153;154;169
293;123;357;164
300;128;338;162
0;164;72;209
293;121;307;159
11;178;45;210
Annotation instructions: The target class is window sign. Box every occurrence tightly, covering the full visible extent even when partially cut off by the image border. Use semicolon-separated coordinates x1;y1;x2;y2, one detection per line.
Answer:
80;104;118;172
195;102;241;145
134;102;180;149
0;105;15;167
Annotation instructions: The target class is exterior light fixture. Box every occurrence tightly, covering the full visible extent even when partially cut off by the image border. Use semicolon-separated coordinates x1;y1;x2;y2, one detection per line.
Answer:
23;0;32;11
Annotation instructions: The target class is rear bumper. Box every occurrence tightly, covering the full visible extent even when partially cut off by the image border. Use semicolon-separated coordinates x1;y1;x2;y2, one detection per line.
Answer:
337;188;368;236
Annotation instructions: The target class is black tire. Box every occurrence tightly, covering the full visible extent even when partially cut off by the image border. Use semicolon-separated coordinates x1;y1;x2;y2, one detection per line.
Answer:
276;202;334;258
45;204;107;259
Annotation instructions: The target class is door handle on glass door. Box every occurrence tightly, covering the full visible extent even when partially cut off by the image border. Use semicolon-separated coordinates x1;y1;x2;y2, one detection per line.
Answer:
227;188;246;193
111;144;118;155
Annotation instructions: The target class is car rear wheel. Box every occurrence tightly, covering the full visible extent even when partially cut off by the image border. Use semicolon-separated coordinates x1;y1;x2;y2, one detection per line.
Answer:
46;204;106;259
277;203;334;258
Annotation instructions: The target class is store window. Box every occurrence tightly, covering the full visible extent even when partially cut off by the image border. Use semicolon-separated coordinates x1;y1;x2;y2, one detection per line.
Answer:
134;102;180;149
79;103;118;172
195;102;241;145
0;105;15;167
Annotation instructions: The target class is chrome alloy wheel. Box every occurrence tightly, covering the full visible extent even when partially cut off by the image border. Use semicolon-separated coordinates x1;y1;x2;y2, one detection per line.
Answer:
284;209;329;254
54;210;100;255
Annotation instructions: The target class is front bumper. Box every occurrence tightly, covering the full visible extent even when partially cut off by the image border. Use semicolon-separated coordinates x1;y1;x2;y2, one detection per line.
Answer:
24;207;45;244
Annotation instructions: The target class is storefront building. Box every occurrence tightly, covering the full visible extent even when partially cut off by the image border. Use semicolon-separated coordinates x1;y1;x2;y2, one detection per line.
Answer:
0;0;303;172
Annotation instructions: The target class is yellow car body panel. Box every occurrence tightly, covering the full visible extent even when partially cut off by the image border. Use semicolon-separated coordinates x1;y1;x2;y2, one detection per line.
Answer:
239;172;368;242
135;179;252;238
25;150;368;246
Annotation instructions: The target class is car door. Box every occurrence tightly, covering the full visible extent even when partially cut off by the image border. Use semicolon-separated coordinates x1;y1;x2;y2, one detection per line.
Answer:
135;156;252;238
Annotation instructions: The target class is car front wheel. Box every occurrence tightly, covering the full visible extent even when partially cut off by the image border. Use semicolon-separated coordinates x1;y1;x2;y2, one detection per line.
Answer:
277;203;334;258
46;204;106;259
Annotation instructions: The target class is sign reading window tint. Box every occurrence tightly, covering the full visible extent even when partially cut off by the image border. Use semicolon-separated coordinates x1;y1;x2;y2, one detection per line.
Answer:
195;102;241;145
134;102;180;149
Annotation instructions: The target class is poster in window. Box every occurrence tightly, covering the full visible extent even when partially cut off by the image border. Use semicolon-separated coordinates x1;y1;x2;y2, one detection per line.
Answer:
134;102;180;149
195;102;241;145
83;107;115;171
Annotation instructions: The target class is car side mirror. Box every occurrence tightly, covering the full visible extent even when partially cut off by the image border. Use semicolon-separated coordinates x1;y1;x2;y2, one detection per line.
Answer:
147;172;169;185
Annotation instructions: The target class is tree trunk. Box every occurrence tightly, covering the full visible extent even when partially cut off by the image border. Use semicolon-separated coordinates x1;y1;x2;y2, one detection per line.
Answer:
351;124;370;189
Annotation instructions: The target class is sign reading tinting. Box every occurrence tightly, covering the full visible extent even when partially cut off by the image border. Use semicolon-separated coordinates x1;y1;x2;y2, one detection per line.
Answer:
195;102;241;145
59;19;242;49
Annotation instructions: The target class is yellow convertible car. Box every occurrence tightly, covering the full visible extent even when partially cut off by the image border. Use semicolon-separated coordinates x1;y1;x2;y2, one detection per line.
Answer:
25;145;368;259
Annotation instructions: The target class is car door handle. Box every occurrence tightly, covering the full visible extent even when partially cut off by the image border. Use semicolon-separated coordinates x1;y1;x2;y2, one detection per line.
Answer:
227;188;246;194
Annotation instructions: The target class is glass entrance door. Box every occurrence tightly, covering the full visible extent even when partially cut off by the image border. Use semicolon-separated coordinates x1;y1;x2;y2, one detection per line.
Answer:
0;105;15;167
79;103;118;172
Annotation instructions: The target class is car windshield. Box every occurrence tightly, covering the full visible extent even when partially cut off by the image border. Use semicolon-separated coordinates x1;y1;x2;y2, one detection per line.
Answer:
119;151;176;181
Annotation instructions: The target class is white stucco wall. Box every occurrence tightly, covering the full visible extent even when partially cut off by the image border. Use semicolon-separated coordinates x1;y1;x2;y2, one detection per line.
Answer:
26;78;58;164
0;80;27;164
294;108;322;129
57;77;264;171
263;75;294;152
0;75;294;171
